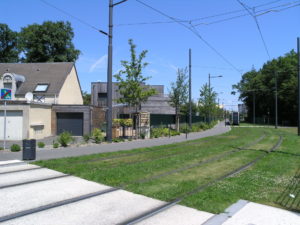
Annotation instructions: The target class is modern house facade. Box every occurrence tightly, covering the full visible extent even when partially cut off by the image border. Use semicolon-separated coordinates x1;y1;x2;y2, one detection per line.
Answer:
0;63;104;141
91;82;176;126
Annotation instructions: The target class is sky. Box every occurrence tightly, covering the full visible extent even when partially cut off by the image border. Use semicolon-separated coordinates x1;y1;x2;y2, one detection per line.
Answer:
1;0;300;110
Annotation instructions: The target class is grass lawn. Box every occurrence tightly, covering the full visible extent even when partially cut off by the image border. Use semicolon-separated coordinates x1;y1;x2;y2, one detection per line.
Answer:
34;127;300;214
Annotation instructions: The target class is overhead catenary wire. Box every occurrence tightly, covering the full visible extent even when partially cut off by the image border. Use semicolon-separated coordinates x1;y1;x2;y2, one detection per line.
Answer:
135;0;242;74
39;0;107;34
116;0;299;27
237;0;271;59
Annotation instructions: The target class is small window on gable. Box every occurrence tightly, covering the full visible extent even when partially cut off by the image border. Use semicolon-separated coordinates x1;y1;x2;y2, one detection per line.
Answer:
3;75;12;89
34;84;49;92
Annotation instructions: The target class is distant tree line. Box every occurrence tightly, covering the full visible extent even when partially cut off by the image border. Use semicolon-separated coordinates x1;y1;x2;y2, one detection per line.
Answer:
0;21;80;63
232;50;298;125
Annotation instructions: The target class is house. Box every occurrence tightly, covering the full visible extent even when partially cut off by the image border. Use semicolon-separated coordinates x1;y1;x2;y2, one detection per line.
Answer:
91;82;176;126
0;63;104;141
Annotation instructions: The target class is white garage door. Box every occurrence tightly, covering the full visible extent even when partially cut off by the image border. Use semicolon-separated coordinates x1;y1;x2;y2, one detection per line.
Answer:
0;111;23;140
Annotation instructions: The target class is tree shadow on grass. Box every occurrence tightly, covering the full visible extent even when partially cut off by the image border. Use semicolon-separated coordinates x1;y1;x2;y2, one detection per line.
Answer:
275;167;300;213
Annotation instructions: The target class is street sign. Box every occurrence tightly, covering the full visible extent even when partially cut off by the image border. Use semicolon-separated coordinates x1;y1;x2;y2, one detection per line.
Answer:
1;89;12;100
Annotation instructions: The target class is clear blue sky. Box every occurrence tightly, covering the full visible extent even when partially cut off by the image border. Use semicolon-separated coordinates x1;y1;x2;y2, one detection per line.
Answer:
1;0;299;110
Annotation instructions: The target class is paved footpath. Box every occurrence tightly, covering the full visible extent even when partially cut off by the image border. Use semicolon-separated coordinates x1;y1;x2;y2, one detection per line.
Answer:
1;160;299;225
0;122;230;161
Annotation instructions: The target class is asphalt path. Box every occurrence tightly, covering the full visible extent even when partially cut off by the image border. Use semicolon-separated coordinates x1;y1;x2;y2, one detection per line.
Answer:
0;122;230;161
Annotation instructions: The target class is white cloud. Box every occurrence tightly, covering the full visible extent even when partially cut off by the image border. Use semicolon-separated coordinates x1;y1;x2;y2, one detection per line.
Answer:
169;64;178;72
89;55;108;72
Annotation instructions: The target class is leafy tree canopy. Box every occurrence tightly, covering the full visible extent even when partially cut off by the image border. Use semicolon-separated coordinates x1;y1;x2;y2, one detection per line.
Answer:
0;23;20;62
114;39;156;111
198;83;218;119
232;50;298;124
19;21;80;62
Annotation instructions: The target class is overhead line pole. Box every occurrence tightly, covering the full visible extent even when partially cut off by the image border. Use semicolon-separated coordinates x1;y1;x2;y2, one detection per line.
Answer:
297;37;300;136
275;71;278;129
208;73;211;123
253;91;256;124
189;49;192;129
106;0;128;142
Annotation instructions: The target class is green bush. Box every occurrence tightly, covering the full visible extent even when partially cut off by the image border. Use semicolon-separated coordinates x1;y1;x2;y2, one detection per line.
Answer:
0;147;3;150
53;142;59;148
83;134;90;143
11;144;21;152
150;127;177;138
91;128;103;144
57;131;74;147
37;142;45;148
112;138;125;143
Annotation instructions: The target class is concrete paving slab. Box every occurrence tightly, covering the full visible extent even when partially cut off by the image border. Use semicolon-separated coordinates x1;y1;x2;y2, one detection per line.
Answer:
1;190;166;225
136;204;214;225
0;176;111;217
0;160;23;166
222;202;300;225
0;164;40;174
0;168;65;187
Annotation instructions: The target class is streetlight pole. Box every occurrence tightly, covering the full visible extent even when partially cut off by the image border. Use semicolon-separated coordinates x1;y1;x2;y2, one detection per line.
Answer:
106;0;127;142
208;74;222;123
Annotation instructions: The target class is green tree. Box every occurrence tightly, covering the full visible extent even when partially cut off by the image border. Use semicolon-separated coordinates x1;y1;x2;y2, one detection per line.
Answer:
82;91;91;105
198;83;217;122
169;68;188;131
233;50;297;125
0;24;20;62
19;21;80;62
114;39;156;112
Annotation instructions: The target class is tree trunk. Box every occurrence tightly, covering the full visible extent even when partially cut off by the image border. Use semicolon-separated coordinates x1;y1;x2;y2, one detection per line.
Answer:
175;106;180;132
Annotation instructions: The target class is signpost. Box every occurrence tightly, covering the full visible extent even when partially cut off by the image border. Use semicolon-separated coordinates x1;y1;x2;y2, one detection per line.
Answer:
1;89;12;150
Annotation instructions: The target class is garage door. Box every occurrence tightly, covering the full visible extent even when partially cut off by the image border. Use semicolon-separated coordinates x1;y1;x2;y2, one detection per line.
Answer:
0;111;23;140
57;113;83;136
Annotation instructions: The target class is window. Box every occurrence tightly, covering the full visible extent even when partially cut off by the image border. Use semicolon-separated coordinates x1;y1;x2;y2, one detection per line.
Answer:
4;83;12;89
34;84;49;92
3;75;12;89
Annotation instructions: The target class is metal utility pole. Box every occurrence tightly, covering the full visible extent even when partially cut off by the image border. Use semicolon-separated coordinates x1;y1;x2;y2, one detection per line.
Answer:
106;0;127;142
275;71;278;129
189;49;192;129
208;74;222;123
208;73;211;123
253;91;256;124
298;37;300;136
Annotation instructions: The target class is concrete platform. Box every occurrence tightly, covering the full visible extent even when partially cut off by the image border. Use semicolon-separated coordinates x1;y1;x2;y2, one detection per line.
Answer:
0;160;214;225
1;160;298;225
223;201;300;225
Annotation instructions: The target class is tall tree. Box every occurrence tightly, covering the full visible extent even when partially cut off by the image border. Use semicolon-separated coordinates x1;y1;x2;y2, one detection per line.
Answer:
198;83;217;122
19;21;80;62
233;50;297;125
114;39;156;112
169;68;188;131
0;24;20;62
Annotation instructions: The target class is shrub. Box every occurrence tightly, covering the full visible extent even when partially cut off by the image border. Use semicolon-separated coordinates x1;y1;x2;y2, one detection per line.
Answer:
112;138;125;143
11;144;21;152
0;147;3;150
83;134;90;143
150;127;170;138
53;142;59;148
37;142;45;148
91;128;103;144
57;131;74;147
